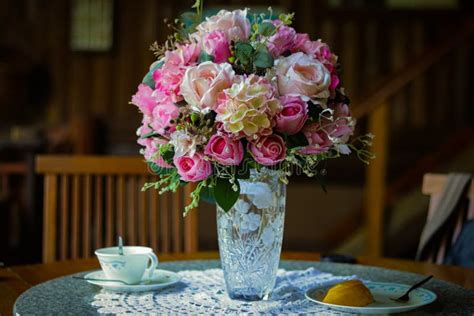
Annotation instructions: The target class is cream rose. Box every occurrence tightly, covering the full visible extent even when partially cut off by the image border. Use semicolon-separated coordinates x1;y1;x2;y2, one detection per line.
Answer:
196;9;250;41
275;52;331;106
180;62;235;112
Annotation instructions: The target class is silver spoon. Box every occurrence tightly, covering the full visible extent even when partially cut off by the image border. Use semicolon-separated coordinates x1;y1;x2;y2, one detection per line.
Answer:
391;275;433;303
118;236;124;255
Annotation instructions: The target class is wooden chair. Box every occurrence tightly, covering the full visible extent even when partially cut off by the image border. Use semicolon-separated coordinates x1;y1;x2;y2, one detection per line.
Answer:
36;155;198;263
419;173;474;264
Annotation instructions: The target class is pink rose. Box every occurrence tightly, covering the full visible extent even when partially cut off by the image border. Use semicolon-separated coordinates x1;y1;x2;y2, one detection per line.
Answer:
276;96;308;135
293;38;339;90
131;84;158;116
180;62;234;112
152;44;200;102
325;103;354;142
275;52;331;105
204;134;244;166
267;20;296;57
174;152;212;182
143;138;173;169
165;43;200;66
196;9;250;41
298;123;332;154
248;134;286;166
203;30;231;63
150;101;180;135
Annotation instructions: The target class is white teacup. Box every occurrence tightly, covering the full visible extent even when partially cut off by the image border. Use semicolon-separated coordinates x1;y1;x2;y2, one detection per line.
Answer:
95;246;158;284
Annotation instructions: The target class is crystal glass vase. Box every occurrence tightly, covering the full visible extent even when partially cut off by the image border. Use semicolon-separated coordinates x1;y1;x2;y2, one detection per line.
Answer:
217;168;286;301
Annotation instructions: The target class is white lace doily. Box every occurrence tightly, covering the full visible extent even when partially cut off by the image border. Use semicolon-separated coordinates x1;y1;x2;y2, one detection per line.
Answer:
91;268;357;315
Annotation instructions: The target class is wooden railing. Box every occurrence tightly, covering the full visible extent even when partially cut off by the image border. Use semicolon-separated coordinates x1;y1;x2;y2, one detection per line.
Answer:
352;21;474;256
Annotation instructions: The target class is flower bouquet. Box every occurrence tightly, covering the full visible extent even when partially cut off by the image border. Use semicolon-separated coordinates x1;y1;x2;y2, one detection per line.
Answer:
132;1;372;300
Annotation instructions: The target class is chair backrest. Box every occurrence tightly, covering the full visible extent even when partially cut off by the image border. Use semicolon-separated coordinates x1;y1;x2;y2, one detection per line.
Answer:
36;155;198;263
421;173;474;263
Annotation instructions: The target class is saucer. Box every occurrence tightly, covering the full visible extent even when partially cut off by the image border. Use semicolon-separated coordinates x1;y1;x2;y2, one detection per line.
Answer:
305;281;437;314
83;269;181;292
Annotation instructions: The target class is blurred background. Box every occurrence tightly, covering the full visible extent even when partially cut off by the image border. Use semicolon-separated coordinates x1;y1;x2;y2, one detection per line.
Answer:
0;0;473;265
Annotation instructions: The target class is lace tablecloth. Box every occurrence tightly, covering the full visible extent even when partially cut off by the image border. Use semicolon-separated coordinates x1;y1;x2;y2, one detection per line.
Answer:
13;260;474;315
91;267;355;315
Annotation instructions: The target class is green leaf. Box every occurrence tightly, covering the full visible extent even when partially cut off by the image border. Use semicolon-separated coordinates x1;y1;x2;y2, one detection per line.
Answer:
140;130;159;139
234;42;255;66
258;22;276;36
147;162;174;176
159;144;175;165
214;177;240;212
286;132;309;149
180;11;200;27
254;46;274;68
142;60;163;88
200;185;216;204
198;51;214;63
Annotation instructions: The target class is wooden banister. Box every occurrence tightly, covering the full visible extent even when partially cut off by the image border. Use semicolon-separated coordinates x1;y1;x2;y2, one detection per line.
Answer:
358;21;474;256
352;21;474;119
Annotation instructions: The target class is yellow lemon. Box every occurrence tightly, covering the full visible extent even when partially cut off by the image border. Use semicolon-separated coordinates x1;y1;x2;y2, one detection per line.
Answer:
322;280;374;307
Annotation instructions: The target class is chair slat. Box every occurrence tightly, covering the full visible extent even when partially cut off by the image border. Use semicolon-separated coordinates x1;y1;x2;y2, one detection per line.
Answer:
184;183;198;253
138;176;148;246
71;175;80;259
83;175;92;257
117;175;125;237
106;175;114;247
150;189;159;252
94;176;103;250
36;155;199;262
128;176;137;245
42;175;58;263
60;175;69;260
172;190;182;252
161;193;170;253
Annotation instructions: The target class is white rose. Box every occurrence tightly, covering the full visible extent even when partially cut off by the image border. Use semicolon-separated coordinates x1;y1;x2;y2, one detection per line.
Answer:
275;52;331;106
180;61;235;112
196;9;251;41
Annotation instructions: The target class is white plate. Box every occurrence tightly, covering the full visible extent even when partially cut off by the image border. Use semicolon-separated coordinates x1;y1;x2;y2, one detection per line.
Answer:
84;269;181;292
305;281;437;314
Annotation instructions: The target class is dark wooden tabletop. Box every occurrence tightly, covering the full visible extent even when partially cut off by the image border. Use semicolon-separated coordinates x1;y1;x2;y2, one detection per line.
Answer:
1;252;474;316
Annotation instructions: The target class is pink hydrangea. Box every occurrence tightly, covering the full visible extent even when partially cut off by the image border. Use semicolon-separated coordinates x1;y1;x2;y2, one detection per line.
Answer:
150;101;180;135
131;84;158;117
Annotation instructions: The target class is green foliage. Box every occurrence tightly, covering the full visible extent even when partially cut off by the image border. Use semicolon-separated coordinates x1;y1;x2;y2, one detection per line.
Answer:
159;144;175;165
254;46;274;69
199;185;216;204
278;12;295;25
198;51;214;63
142;60;163;88
286;132;309;149
139;130;159;139
257;21;276;36
214;177;240;212
234;42;255;66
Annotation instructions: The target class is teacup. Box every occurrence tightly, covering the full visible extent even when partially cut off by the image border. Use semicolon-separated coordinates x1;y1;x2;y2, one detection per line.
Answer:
95;246;158;284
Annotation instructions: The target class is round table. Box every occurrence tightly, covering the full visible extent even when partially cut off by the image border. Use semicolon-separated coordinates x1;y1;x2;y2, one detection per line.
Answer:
13;259;474;315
